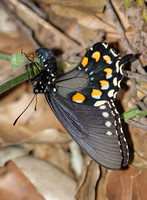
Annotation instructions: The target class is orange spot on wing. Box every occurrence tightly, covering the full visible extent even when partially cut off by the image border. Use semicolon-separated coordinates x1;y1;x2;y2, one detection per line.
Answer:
103;55;112;64
92;51;100;62
72;93;85;103
81;57;88;67
104;68;112;78
91;89;102;99
100;80;109;89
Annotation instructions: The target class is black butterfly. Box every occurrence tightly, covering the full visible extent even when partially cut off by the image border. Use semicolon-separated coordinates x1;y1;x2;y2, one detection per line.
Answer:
32;42;133;170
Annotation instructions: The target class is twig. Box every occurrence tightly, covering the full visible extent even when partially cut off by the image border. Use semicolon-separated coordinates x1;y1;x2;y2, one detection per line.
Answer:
94;14;117;33
123;70;147;82
105;0;132;53
61;33;105;63
124;119;147;130
136;85;147;96
105;0;146;74
19;0;47;19
2;0;79;51
136;101;147;111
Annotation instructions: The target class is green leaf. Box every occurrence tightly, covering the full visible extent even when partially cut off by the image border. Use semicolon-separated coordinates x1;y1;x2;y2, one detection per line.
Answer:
57;60;67;74
137;110;147;118
121;108;147;119
11;53;40;71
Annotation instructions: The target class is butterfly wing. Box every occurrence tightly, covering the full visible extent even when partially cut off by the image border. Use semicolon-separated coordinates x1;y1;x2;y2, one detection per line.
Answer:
55;42;133;106
34;42;133;169
45;92;128;170
44;42;132;169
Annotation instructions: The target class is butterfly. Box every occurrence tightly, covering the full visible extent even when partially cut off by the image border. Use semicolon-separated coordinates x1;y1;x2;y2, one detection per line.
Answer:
31;42;133;170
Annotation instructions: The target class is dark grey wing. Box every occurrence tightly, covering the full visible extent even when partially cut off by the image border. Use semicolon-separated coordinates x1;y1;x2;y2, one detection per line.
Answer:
45;92;129;170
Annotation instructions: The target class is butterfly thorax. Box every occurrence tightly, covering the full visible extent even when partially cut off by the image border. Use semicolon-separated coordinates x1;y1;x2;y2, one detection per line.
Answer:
33;48;58;94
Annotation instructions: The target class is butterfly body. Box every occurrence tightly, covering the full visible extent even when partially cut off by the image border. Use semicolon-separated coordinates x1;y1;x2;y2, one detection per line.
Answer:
32;42;133;170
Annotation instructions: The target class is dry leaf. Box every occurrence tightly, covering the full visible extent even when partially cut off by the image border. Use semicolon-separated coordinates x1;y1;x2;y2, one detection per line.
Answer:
0;161;44;200
14;156;76;200
76;159;100;200
0;146;29;167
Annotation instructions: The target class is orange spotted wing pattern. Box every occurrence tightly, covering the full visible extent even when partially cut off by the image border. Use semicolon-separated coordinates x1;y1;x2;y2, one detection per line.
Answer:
33;42;133;170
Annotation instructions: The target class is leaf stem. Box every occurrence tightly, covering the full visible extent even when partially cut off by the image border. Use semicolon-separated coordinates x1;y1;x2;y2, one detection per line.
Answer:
0;53;11;61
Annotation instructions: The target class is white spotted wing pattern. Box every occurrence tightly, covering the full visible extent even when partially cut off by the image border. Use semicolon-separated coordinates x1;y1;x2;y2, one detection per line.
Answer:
34;42;133;170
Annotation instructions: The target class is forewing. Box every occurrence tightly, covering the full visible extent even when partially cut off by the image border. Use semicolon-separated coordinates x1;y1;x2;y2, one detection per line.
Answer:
55;42;133;105
45;93;129;170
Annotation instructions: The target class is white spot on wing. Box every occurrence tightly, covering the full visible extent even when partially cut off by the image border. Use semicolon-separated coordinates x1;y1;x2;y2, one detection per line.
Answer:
116;60;120;73
118;80;121;88
105;121;112;127
118;117;121;123
113;92;117;99
113;77;117;86
102;112;109;118
106;74;112;79
99;105;106;110
101;85;109;90
110;48;118;57
74;100;83;103
111;110;115;116
106;131;112;136
89;71;94;75
120;64;123;75
92;95;101;99
102;42;108;49
94;100;107;107
108;89;115;97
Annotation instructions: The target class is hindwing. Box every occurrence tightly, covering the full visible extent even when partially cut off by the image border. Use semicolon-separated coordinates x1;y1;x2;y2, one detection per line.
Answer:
45;92;129;170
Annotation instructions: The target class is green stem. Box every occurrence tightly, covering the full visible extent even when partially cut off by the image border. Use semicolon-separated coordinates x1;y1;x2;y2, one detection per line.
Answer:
0;53;11;60
0;53;67;94
0;72;28;94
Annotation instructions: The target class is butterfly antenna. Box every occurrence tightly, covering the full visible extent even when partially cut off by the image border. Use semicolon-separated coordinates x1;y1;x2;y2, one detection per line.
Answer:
13;94;36;126
35;94;37;111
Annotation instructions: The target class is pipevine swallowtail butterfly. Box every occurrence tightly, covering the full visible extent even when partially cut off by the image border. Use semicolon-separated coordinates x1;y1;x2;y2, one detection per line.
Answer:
22;42;133;170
